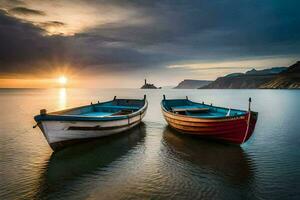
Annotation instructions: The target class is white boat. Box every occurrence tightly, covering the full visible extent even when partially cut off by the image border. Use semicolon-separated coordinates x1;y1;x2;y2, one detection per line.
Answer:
34;96;148;151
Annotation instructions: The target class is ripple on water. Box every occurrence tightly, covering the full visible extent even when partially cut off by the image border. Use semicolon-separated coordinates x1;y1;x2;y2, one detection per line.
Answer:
1;89;300;199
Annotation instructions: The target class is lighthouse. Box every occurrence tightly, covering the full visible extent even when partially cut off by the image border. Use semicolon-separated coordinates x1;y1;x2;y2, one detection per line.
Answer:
141;79;158;89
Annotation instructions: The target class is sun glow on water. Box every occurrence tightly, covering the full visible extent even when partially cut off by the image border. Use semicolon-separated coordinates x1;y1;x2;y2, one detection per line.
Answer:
58;88;67;109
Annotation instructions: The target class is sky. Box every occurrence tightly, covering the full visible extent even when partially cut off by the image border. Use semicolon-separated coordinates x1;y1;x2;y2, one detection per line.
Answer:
0;0;299;88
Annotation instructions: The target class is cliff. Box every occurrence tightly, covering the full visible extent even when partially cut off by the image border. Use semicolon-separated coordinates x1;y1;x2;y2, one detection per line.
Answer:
201;66;289;89
174;79;212;89
245;67;287;75
201;74;275;89
260;61;300;89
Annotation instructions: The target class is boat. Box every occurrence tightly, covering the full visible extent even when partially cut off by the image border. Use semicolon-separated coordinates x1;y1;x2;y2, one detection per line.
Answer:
34;96;148;151
161;95;258;144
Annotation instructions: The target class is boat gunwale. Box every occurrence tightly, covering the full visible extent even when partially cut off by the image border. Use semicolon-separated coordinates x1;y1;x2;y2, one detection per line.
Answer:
163;114;248;126
161;99;257;121
34;98;148;122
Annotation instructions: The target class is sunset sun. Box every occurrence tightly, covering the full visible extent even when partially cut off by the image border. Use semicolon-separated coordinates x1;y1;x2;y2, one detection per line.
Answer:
58;76;68;85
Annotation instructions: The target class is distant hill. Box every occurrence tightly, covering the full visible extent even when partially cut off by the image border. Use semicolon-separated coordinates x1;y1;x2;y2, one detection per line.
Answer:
260;61;300;89
174;79;212;89
201;66;289;89
245;67;287;75
201;74;276;89
225;73;244;78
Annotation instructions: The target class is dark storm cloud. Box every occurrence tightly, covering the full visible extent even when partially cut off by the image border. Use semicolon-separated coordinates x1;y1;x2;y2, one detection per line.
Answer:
0;0;300;77
0;11;69;77
0;0;26;7
9;6;45;16
74;0;300;63
0;10;169;77
39;21;66;30
42;21;65;27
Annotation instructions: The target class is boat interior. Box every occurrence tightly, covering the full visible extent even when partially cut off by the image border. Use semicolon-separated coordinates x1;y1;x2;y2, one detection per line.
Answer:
162;99;247;118
53;99;145;117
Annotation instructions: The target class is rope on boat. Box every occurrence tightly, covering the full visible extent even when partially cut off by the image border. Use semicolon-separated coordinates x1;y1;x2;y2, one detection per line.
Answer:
139;111;142;122
243;98;253;143
33;121;42;129
242;112;251;143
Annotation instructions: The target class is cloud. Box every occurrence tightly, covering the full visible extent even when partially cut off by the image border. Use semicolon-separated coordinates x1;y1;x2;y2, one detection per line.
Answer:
0;10;70;78
0;0;26;8
0;0;299;81
9;6;45;16
38;21;66;35
40;21;65;27
2;0;152;36
78;0;300;60
0;10;163;78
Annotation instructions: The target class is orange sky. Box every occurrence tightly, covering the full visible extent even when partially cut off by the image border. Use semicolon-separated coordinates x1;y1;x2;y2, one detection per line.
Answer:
0;78;68;88
0;57;298;88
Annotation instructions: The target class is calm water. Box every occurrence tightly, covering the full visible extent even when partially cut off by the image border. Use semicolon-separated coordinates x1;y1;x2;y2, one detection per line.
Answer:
0;88;300;199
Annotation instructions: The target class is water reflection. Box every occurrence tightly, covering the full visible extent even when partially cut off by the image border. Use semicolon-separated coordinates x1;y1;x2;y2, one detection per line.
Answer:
162;127;255;185
34;124;146;199
58;88;67;110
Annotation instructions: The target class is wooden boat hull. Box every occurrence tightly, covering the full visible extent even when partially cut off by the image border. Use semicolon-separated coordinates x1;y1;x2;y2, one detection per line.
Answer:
35;98;147;151
162;106;257;145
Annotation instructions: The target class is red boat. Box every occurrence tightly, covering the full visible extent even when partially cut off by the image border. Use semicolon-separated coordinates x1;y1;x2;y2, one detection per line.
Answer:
161;96;258;144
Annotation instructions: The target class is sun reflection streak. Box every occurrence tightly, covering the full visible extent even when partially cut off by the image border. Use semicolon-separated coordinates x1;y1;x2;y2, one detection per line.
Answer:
58;88;67;110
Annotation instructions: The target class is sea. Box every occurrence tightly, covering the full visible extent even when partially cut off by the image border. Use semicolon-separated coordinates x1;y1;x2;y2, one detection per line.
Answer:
0;88;299;200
